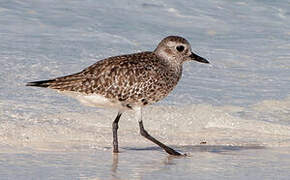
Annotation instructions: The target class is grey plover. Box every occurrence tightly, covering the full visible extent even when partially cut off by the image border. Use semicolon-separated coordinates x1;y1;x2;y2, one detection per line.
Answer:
27;36;209;156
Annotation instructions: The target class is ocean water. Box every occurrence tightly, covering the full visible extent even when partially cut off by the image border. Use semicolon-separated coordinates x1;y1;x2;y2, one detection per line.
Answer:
0;0;289;179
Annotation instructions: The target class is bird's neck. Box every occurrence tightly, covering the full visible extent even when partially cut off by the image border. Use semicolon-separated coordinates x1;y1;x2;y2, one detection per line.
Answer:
163;57;183;75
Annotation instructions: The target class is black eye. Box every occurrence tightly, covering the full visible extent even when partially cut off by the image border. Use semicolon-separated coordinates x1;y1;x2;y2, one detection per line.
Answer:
176;45;184;52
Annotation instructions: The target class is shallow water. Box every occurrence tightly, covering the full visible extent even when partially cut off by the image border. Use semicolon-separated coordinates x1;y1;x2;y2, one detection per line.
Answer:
0;0;290;179
0;147;289;180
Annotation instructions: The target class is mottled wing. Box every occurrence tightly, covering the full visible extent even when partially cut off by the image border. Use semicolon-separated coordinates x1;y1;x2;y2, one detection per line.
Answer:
80;52;176;104
27;52;178;104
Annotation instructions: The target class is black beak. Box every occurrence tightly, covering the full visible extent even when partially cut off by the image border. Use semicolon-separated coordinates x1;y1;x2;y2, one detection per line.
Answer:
189;52;210;64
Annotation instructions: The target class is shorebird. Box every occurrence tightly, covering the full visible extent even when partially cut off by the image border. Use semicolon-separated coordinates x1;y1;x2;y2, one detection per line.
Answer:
27;36;209;156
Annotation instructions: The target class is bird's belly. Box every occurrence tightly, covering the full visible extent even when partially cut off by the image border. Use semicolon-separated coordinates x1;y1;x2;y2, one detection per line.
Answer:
61;91;125;110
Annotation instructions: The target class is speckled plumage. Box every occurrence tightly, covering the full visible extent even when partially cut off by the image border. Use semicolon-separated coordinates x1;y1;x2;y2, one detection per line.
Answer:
27;36;209;110
39;51;181;108
27;36;210;155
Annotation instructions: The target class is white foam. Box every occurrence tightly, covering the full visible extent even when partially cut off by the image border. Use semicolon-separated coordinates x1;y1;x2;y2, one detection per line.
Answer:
1;97;290;152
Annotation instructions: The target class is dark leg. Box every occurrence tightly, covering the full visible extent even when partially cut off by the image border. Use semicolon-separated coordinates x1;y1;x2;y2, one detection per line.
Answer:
138;120;182;156
112;112;122;153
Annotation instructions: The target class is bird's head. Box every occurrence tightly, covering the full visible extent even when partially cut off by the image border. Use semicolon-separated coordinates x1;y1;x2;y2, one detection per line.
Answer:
154;36;209;64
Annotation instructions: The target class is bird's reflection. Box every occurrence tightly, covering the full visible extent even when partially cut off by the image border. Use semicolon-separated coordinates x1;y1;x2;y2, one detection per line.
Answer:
111;153;119;180
110;144;264;179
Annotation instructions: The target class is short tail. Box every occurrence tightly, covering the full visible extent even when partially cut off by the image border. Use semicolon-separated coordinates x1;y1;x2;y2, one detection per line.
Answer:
26;72;84;90
26;79;56;88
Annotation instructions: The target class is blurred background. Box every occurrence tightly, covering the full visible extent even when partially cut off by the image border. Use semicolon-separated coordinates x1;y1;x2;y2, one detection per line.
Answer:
0;0;289;179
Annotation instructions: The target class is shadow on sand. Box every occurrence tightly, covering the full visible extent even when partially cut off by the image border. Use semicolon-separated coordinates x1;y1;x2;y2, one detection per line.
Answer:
123;144;265;154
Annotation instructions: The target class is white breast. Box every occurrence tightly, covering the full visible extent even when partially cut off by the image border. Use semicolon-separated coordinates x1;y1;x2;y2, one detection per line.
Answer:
60;91;126;110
